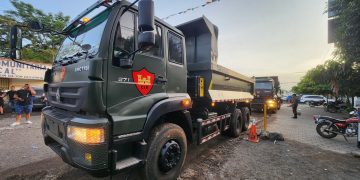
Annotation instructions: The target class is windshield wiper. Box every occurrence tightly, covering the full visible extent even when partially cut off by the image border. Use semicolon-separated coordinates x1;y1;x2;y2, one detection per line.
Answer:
58;49;96;66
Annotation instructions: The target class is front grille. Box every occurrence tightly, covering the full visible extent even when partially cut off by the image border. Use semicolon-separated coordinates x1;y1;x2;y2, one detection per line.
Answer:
47;83;88;112
62;98;76;105
252;98;265;104
62;87;78;93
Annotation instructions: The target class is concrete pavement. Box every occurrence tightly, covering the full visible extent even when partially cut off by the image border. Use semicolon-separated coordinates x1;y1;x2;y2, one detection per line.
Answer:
267;104;360;154
0;112;56;171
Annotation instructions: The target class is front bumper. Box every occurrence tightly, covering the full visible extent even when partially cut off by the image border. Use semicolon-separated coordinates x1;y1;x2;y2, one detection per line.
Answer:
42;107;109;172
251;103;277;111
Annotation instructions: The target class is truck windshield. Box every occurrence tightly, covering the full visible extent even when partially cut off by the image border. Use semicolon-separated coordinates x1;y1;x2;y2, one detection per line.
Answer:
55;10;111;62
255;82;273;90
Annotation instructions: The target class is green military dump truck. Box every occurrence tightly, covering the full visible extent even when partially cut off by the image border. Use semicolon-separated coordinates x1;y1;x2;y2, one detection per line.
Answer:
10;0;254;179
251;76;281;113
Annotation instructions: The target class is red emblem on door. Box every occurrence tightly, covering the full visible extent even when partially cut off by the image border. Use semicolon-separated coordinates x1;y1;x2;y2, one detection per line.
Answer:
132;68;155;96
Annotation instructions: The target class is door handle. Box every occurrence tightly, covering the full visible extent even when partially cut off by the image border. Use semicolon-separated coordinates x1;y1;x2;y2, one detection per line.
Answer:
155;76;167;84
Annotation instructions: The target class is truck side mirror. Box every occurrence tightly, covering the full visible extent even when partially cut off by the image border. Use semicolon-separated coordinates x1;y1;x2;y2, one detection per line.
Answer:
10;26;22;60
138;0;155;49
138;31;155;49
28;20;44;32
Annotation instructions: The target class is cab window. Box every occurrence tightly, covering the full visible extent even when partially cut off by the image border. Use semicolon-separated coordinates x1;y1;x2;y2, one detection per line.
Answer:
113;11;135;66
168;32;183;65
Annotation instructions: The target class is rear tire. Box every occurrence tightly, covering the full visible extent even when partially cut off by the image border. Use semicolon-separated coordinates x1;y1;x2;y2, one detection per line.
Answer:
142;123;187;180
228;109;243;137
240;107;250;131
316;121;338;139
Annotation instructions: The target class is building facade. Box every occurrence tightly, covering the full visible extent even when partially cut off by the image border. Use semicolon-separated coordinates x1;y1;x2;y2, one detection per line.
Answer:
0;58;51;90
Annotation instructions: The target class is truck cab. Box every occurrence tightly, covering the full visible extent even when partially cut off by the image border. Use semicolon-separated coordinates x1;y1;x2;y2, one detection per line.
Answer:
41;0;191;174
252;76;281;112
10;0;254;179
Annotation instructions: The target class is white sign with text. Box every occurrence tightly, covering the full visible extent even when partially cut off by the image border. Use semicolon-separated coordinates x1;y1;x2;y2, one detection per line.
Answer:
0;58;51;80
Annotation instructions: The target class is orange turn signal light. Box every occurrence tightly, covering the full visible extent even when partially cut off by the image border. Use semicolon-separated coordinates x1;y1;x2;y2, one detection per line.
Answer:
211;102;216;107
67;126;105;144
82;17;90;23
182;99;191;107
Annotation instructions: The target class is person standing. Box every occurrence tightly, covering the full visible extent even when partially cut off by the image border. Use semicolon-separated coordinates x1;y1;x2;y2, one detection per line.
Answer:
291;94;298;119
10;84;36;126
6;85;16;112
0;90;5;115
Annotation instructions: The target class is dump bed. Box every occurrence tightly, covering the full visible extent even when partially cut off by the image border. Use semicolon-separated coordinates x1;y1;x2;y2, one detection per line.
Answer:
176;17;254;102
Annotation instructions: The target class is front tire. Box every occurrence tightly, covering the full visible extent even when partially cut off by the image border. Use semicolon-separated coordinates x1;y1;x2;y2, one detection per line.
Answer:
316;121;338;139
143;123;187;180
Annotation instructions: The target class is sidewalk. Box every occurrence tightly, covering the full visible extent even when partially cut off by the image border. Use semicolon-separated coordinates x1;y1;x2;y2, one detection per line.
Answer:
267;104;360;154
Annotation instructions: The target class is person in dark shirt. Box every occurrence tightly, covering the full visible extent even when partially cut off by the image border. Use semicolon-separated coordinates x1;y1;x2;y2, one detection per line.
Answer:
0;90;5;115
291;94;298;119
10;84;36;127
6;85;16;112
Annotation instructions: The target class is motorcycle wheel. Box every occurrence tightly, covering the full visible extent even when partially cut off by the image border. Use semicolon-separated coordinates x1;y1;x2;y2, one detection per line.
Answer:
316;121;338;139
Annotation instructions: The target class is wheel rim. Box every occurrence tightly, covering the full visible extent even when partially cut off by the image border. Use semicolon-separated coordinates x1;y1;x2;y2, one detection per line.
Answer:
320;124;335;135
158;139;182;173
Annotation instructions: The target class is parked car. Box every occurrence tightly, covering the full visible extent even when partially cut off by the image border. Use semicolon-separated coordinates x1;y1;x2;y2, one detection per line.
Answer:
323;98;335;106
32;87;47;110
299;95;325;104
281;95;289;102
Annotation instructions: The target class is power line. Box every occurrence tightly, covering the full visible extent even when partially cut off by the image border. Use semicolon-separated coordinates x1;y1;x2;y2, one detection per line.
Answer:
162;0;220;20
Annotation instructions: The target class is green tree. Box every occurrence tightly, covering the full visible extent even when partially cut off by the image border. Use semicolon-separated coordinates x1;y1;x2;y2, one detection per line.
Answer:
0;0;70;62
292;64;332;95
334;0;360;65
295;0;360;104
332;0;360;102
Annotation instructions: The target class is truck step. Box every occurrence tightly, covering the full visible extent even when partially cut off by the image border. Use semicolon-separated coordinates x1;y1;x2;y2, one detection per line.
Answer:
201;113;231;126
200;130;220;144
115;157;142;171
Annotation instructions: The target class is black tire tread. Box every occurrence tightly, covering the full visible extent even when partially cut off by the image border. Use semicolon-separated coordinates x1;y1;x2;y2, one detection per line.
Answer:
240;107;250;131
316;121;338;139
228;109;243;137
143;123;187;180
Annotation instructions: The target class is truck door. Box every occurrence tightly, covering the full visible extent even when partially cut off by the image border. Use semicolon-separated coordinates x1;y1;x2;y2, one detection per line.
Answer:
166;30;187;93
106;10;167;135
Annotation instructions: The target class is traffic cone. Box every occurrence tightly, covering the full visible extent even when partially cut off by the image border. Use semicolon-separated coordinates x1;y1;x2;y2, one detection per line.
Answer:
247;122;259;143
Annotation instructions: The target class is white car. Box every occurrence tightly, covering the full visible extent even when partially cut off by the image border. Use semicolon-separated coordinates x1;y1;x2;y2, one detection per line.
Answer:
300;95;325;103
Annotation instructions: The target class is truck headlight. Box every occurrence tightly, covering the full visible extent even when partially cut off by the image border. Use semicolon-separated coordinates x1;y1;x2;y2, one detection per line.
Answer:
67;126;105;144
267;100;275;107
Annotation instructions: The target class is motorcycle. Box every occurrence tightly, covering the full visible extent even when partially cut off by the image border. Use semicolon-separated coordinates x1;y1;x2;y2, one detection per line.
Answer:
308;100;324;107
314;115;360;141
349;108;358;118
324;100;348;113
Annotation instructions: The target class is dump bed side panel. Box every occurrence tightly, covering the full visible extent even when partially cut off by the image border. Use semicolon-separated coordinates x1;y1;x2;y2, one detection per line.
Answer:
178;16;254;101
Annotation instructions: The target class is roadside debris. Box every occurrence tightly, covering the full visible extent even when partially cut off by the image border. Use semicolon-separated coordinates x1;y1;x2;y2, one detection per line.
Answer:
260;131;285;141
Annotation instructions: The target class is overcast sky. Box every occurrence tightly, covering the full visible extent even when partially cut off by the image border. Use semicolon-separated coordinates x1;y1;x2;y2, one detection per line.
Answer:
0;0;334;91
